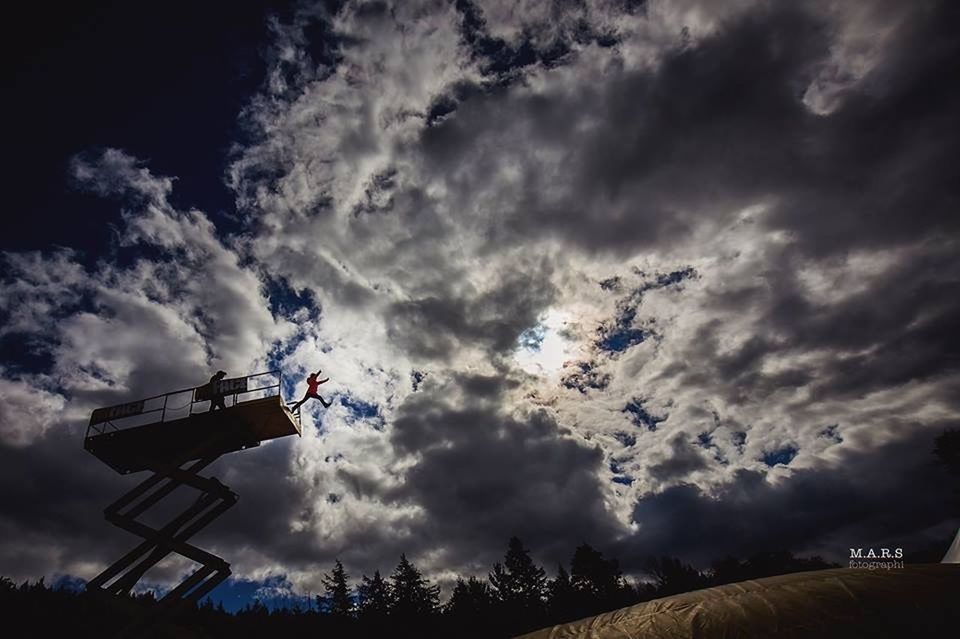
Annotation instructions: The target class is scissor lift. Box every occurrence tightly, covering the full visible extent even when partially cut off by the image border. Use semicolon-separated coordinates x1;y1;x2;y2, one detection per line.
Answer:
83;371;300;634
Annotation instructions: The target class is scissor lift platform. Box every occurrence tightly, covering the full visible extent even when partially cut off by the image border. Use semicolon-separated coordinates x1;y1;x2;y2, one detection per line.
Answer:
85;394;299;474
83;370;300;637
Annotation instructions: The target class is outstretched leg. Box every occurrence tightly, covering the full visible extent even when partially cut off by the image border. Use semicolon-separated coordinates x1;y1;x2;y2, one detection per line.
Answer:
291;392;332;411
290;394;308;412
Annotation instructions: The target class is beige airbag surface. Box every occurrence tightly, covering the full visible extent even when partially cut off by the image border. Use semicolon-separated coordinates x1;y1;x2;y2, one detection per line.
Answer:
519;564;960;639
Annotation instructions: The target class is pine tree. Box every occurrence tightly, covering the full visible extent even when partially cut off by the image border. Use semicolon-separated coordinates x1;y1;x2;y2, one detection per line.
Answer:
570;543;633;614
389;554;440;619
444;576;496;638
570;543;621;598
489;537;548;634
645;555;710;598
320;559;354;618
357;570;390;619
489;536;547;609
445;576;494;617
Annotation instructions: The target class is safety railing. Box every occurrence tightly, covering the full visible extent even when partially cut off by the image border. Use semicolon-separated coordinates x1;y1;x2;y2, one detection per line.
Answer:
85;370;295;439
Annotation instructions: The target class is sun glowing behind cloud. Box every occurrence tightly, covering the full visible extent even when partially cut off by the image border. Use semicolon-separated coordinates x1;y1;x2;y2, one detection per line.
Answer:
514;309;581;378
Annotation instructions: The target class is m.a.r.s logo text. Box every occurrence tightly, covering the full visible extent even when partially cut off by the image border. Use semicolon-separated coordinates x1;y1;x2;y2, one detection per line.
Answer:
849;548;903;559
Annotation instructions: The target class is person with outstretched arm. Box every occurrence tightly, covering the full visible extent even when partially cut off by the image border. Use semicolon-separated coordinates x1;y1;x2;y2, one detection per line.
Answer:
291;370;331;412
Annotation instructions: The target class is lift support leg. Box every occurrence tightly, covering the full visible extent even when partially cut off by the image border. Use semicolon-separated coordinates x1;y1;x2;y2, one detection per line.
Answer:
86;452;238;631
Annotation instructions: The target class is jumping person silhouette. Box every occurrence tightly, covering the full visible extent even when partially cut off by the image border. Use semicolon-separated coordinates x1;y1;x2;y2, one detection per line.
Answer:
291;370;331;412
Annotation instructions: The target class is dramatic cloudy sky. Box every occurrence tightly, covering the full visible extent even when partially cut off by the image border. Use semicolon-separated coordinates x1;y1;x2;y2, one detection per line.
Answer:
2;0;959;604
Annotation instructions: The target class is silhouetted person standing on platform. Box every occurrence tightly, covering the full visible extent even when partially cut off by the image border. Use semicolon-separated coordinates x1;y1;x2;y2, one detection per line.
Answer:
208;370;227;412
291;370;331;412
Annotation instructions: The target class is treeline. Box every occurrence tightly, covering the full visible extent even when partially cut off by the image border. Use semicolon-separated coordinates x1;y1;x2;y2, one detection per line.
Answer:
0;538;838;638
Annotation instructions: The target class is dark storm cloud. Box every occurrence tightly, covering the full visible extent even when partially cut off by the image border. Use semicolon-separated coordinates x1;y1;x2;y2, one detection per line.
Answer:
193;440;424;580
199;440;311;556
0;432;135;579
419;4;823;253
190;376;627;581
450;370;519;399
385;297;468;360
1;429;415;587
385;263;557;361
647;433;709;482
419;2;959;257
768;1;960;256
674;238;960;406
618;424;959;568
0;425;342;587
388;389;625;569
766;244;960;400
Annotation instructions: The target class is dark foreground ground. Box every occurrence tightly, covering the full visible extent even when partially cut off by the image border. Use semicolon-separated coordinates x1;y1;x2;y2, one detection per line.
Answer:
4;564;959;638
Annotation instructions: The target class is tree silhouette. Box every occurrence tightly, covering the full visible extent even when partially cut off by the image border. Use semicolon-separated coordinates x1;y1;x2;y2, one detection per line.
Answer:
389;554;440;620
489;536;548;633
645;555;711;597
357;570;390;618
568;543;634;617
444;576;496;636
0;546;855;638
319;559;353;618
446;576;494;617
356;569;391;634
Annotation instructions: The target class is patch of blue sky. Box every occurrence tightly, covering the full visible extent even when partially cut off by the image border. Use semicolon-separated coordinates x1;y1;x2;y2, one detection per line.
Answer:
732;431;747;454
518;323;547;351
0;332;56;376
411;369;426;391
613;431;637;447
609;459;635;485
340;394;384;429
50;574;86;592
623;399;666;431
696;431;729;465
203;575;314;613
819;424;843;443
597;327;648;353
653;267;696;288
263;275;320;321
268;339;303;390
595;267;696;355
762;445;799;467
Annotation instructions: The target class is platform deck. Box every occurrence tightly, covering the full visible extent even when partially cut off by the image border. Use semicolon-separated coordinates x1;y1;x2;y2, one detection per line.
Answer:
84;395;300;474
